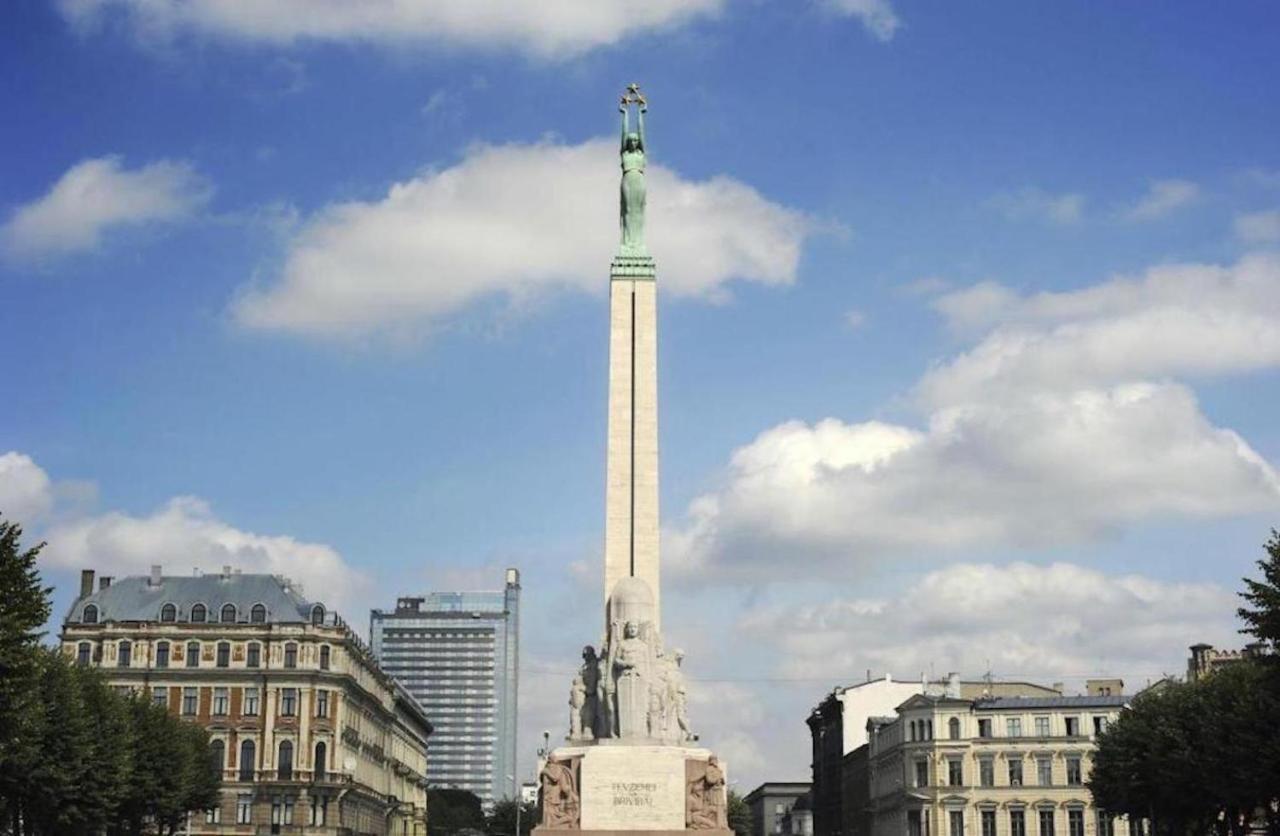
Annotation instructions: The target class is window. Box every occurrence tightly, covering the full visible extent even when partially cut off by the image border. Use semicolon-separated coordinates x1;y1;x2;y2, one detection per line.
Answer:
979;759;994;788
1068;810;1084;836
247;642;261;668
217;641;230;668
281;688;298;717
250;603;267;623
311;604;325;625
186;641;200;667
314;742;327;779
320;645;330;670
213;687;229;716
310;797;328;826
117;641;132;667
191;603;207;623
221;603;236;623
237;794;253;824
1037;757;1052;786
926;720;934;740
316;690;329;718
948;758;963;786
908;811;924;836
155;641;169;668
82;604;98;624
1039;810;1055;836
182;687;198;716
1010;811;1026;836
210;738;226;771
284;643;298;668
278;740;293;780
1008;758;1023;786
1064;716;1079;736
1095;813;1114;836
914;760;929;787
1007;717;1022;737
908;721;916;742
1035;716;1050;737
949;810;964;836
1093;716;1108;736
160;603;177;622
205;804;222;824
153;686;167;707
244;687;259;716
77;642;91;666
949;717;961;740
239;740;256;781
981;811;996;836
1066;756;1082;786
978;718;992;738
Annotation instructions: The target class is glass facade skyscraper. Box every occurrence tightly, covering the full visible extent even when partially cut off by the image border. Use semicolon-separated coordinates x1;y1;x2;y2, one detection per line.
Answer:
370;569;520;805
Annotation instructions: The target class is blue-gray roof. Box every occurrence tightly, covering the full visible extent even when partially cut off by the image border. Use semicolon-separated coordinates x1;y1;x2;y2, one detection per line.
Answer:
66;573;323;625
976;695;1129;710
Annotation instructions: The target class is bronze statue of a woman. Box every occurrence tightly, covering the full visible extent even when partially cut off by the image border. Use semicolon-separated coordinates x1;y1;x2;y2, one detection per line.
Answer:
619;84;647;255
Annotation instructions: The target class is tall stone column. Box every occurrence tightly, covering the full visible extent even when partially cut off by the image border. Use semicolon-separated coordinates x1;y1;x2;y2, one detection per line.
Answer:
604;255;660;630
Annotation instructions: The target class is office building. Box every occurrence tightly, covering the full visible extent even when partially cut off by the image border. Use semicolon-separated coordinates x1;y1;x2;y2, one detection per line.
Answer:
745;783;813;836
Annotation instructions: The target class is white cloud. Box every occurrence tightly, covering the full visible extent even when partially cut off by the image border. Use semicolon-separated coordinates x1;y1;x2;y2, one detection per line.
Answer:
1234;209;1280;244
58;0;723;57
0;452;54;524
843;308;867;329
740;562;1239;685
921;253;1280;405
42;495;371;616
1;156;210;263
1122;178;1198;221
989;188;1084;225
821;0;901;41
233;139;814;338
666;385;1280;579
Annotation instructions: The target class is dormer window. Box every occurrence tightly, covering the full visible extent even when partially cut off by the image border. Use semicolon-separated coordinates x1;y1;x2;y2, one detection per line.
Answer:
191;603;207;623
310;605;325;625
250;604;267;623
221;604;237;623
82;604;98;624
160;603;177;623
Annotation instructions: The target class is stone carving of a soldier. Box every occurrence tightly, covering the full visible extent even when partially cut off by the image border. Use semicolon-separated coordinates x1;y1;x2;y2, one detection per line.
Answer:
687;756;727;830
541;759;579;829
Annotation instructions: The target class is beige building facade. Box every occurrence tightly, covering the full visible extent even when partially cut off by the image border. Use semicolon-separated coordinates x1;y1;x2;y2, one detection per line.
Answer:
867;693;1133;836
61;567;431;836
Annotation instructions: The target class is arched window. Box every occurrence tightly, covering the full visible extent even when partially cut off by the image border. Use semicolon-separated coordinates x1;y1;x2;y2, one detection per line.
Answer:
314;742;327;780
250;604;267;623
908;721;915;742
216;641;231;668
239;739;256;782
82;604;98;624
160;603;177;622
190;603;207;623
278;740;293;780
926;720;934;740
117;640;132;667
284;643;298;669
221;604;237;623
186;641;201;667
155;641;170;668
209;739;226;772
77;642;92;666
246;642;261;668
949;718;961;740
310;604;325;625
319;645;330;671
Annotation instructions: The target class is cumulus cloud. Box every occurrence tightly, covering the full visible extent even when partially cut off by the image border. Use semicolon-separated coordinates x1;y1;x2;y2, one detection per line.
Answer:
233;139;814;338
1;156;210;264
740;561;1239;684
1122;178;1198;221
42;495;371;615
58;0;722;57
921;253;1280;404
0;452;55;523
821;0;901;41
988;188;1084;224
1234;209;1280;244
666;385;1280;578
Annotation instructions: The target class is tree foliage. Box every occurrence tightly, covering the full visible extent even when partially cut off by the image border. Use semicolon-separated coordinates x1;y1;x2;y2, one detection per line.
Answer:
427;788;487;836
0;514;221;836
486;798;537;836
1239;529;1280;654
727;789;753;836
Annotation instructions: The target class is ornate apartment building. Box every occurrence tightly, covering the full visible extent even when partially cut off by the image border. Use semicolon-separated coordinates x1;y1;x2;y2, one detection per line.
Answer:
61;567;432;836
866;692;1133;836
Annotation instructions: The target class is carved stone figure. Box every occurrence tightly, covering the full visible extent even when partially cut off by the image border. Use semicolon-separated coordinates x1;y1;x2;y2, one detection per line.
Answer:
569;673;587;740
612;620;650;738
670;648;692;741
576;646;599;740
686;756;727;830
618;84;647;255
540;758;580;829
596;649;616;738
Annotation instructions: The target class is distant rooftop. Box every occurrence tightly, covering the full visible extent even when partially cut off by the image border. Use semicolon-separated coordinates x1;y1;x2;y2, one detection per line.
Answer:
65;569;326;626
976;695;1129;710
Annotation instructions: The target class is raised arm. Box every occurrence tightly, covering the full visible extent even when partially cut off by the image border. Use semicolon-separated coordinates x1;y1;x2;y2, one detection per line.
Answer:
620;99;629;150
636;105;646;151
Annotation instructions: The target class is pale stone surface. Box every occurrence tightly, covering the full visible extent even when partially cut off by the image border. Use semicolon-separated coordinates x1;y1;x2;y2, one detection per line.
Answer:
568;746;716;831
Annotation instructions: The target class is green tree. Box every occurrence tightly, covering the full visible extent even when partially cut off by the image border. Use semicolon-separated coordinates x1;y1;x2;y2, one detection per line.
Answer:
727;789;753;836
428;788;487;836
486;798;536;836
1239;530;1280;654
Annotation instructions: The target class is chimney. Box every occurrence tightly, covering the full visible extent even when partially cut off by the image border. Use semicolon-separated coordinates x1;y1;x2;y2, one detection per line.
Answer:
149;565;162;587
1052;682;1064;695
99;576;112;591
222;565;232;580
80;570;95;598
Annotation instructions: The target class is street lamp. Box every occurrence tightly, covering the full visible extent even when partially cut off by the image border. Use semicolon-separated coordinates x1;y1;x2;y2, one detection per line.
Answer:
507;774;522;836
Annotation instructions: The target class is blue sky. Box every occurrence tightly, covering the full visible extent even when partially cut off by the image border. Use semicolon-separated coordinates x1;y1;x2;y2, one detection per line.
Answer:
3;0;1280;787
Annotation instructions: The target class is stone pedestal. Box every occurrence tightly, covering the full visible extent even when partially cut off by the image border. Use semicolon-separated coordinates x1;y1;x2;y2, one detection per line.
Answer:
534;744;732;836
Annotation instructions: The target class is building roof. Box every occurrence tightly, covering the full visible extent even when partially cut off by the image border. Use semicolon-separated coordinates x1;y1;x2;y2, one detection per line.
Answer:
743;782;812;804
66;572;321;625
975;695;1129;710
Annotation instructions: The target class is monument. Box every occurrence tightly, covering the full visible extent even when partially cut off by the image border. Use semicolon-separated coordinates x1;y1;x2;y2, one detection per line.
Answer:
533;86;732;836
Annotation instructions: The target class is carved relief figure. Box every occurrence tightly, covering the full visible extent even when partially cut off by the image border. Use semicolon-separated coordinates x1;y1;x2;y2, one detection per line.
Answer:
613;620;651;737
577;646;599;740
687;756;727;830
671;649;692;741
569;673;587;740
540;758;580;829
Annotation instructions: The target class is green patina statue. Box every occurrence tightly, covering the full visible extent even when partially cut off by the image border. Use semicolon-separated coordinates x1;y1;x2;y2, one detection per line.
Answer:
618;83;648;255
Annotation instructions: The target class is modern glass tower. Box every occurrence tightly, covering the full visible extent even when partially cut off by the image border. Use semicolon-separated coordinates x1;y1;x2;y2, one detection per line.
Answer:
370;569;520;805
